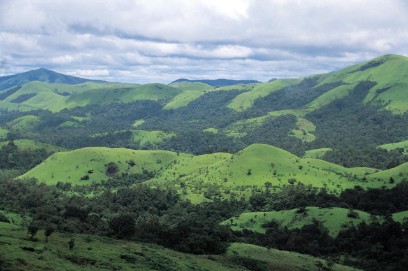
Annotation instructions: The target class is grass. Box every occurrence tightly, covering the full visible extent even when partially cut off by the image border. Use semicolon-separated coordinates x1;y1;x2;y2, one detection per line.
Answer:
131;130;175;147
169;81;214;91
227;80;299;112
0;127;8;139
222;207;373;237
303;148;333;159
19;143;404;202
0;81;183;112
392;210;408;223
226;243;359;271
378;139;408;155
7;115;40;131
19;147;179;185
0;139;66;153
163;90;204;109
0;221;358;271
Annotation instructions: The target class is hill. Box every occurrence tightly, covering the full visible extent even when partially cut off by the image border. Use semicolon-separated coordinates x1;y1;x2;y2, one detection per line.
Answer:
222;207;373;237
0;222;358;271
0;68;103;91
20;143;405;203
171;78;260;87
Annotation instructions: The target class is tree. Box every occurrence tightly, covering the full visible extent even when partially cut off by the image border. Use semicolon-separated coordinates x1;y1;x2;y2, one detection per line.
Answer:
27;222;39;240
109;214;136;238
68;238;75;250
44;225;55;242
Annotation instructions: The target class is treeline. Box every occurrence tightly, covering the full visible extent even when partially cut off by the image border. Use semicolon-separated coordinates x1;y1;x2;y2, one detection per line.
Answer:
1;175;408;269
0;141;50;172
0;176;246;255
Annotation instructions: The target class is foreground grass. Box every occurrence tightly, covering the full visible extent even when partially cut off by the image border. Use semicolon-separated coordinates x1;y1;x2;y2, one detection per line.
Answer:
0;222;358;271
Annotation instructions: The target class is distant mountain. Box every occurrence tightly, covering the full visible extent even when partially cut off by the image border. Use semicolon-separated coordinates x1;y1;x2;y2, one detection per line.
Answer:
0;68;104;91
171;78;260;87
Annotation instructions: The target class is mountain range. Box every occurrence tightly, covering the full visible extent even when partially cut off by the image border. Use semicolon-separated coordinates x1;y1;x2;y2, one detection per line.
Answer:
1;54;408;271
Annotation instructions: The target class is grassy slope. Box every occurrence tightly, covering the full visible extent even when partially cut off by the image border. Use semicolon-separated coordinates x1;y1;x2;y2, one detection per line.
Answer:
0;127;8;139
303;148;333;159
19;147;179;185
378;139;408;155
227;243;359;271
0;81;182;112
0;222;357;271
222;207;372;237
318;54;408;114
0;139;66;152
163;90;204;109
169;81;214;91
131;130;175;147
392;210;408;223
7;115;40;131
20;143;404;199
227;80;299;112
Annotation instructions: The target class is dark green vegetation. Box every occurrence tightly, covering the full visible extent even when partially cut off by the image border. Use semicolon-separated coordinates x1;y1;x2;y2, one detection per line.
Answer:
1;54;408;270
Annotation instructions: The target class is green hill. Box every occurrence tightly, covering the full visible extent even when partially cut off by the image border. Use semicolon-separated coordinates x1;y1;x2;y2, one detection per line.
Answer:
0;222;357;271
222;207;373;237
19;147;179;185
0;139;66;153
0;68;102;91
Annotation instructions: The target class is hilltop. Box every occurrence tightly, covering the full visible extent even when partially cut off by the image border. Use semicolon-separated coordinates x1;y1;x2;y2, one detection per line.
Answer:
0;68;104;91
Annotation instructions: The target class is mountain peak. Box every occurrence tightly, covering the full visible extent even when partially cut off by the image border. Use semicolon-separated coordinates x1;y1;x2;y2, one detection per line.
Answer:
0;68;104;91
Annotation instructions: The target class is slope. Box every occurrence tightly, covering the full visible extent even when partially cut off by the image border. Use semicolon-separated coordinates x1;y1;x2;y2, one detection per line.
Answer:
0;222;357;271
0;68;102;91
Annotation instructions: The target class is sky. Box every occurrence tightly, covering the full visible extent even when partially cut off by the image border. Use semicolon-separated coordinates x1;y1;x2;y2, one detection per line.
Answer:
1;0;408;83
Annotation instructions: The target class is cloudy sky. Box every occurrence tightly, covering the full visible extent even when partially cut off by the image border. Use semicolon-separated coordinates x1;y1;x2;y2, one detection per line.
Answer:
1;0;408;83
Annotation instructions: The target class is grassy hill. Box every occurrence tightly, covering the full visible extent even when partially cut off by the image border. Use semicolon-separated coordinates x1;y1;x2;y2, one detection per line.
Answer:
19;147;179;185
222;207;373;237
20;143;404;201
0;222;358;271
0;139;66;153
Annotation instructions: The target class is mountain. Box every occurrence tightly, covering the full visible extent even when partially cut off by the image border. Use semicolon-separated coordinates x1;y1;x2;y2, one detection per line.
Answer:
0;68;103;91
171;78;260;87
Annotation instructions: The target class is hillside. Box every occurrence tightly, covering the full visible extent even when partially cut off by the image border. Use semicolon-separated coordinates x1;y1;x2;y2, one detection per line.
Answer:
0;68;103;91
19;143;406;204
0;222;358;271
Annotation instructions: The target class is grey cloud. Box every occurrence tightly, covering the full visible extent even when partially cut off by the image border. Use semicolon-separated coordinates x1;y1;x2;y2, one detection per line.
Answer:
1;0;408;83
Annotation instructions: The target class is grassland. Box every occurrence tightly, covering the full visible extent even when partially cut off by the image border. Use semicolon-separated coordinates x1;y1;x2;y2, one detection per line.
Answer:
168;81;214;91
0;127;8;140
7;115;40;131
163;90;204;109
303;148;333;159
131;130;175;147
0;81;184;112
20;143;406;201
0;139;66;153
0;222;358;271
226;243;359;271
378;139;408;155
19;147;179;185
222;207;373;237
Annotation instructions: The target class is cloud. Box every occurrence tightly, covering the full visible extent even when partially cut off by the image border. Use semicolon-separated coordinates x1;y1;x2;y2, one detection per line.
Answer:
1;0;408;82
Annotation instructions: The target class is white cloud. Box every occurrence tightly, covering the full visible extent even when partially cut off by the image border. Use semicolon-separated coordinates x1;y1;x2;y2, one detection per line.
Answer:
1;0;408;83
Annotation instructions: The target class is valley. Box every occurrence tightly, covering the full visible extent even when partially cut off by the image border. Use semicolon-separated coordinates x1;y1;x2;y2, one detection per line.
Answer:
1;55;408;270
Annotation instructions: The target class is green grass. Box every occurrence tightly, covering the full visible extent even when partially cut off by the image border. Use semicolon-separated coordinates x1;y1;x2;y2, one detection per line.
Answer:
0;127;8;139
19;143;402;202
378;139;408;155
163;90;204;109
226;243;359;271
131;130;175;147
132;119;145;128
222;207;373;237
0;139;66;153
169;81;214;91
227;80;299;112
7;115;40;131
303;148;333;159
0;221;358;271
318;54;408;114
20;147;179;185
392;210;408;223
0;81;182;112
